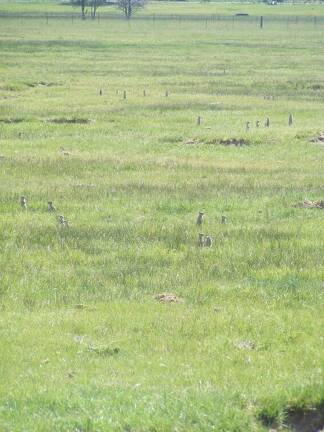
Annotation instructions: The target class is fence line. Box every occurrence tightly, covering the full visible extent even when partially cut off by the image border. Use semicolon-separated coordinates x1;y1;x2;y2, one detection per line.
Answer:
0;11;323;26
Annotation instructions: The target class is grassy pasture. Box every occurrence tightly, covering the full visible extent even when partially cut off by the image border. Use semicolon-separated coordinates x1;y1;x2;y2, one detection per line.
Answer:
2;1;324;17
0;10;323;431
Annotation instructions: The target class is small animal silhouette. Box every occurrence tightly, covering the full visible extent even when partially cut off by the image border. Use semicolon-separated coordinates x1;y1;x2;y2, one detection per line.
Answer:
196;211;204;226
265;117;270;127
246;121;250;131
58;215;69;227
198;233;205;247
205;236;213;247
288;114;293;126
221;215;227;224
48;201;56;212
256;120;260;128
20;196;27;209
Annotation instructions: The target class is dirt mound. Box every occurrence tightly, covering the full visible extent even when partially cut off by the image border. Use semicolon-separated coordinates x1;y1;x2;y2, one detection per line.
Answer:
207;138;247;146
296;199;324;209
311;133;324;143
47;118;91;124
27;81;60;87
236;340;256;350
155;293;183;303
184;138;202;145
220;138;246;146
184;137;247;146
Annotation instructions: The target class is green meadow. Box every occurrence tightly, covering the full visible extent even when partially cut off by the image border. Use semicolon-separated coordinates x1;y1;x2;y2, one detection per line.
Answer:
2;1;324;17
0;5;323;431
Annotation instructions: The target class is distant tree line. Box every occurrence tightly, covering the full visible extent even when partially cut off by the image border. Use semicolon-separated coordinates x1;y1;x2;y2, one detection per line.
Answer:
69;0;147;19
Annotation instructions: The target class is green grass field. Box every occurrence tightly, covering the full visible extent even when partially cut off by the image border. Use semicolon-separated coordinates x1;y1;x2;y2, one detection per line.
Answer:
2;0;324;17
0;5;323;431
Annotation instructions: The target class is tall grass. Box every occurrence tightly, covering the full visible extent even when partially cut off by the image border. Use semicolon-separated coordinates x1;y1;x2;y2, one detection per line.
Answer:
0;12;323;431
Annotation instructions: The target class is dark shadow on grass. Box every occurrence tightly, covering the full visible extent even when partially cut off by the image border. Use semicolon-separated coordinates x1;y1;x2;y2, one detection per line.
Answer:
207;138;249;147
285;405;324;432
0;118;27;124
146;101;248;112
26;81;61;88
259;403;324;432
46;118;91;124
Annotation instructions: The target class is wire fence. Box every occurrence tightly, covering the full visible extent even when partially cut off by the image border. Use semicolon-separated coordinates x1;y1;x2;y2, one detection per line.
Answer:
0;10;323;27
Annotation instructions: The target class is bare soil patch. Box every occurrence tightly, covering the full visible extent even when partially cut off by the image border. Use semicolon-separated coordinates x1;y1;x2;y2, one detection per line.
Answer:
310;133;324;143
285;405;324;432
236;340;256;350
47;118;91;124
259;404;324;432
155;293;184;303
214;138;247;146
184;138;202;145
27;81;61;87
295;199;324;209
184;137;248;146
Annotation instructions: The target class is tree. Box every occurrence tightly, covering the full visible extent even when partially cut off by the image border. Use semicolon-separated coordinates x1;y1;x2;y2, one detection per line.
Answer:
81;0;86;19
90;0;106;19
70;0;105;19
70;0;87;19
117;0;147;19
